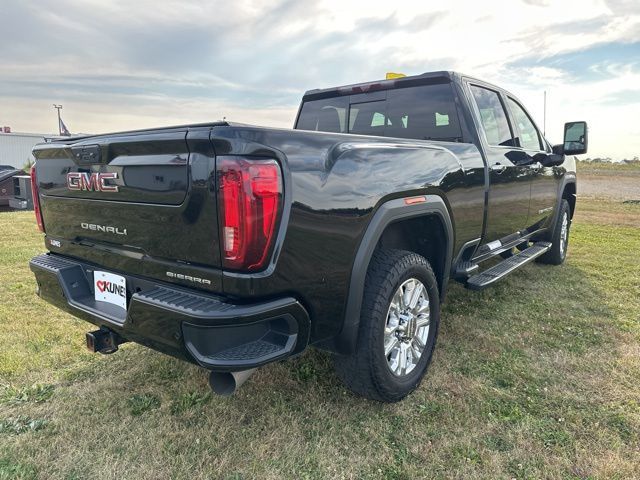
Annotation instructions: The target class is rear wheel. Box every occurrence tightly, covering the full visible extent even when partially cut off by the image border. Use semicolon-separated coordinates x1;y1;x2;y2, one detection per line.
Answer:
333;249;440;402
537;199;571;265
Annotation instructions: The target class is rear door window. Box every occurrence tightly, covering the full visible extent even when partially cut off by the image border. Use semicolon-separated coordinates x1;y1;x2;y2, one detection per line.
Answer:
297;83;464;142
469;85;514;147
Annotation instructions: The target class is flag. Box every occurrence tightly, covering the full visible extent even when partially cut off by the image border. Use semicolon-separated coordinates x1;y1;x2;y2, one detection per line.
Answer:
59;117;70;136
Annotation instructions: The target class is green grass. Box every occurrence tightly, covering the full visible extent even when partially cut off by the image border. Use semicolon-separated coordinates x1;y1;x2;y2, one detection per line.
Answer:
0;199;638;479
127;393;161;416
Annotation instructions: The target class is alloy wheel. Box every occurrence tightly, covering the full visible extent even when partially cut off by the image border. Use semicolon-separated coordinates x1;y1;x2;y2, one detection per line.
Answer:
383;278;430;376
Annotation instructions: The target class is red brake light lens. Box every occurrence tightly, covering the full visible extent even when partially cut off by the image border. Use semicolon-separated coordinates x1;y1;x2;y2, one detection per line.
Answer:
30;165;45;232
217;157;282;271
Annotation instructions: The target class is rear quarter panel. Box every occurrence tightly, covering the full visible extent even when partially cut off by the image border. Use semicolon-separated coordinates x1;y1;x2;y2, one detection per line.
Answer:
211;125;486;343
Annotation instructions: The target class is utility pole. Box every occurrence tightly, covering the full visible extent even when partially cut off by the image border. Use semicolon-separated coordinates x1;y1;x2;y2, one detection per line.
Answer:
53;104;63;135
543;91;546;136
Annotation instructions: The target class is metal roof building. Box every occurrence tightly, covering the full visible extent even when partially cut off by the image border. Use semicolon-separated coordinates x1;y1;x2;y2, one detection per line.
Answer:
0;132;61;169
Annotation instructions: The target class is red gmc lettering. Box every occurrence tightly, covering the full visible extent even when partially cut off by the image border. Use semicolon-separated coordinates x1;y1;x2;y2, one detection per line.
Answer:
67;172;119;192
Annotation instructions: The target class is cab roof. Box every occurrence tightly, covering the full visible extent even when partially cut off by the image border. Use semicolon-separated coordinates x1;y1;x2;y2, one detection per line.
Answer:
302;70;507;101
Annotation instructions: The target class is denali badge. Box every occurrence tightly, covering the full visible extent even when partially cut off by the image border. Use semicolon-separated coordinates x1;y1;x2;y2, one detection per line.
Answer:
166;271;212;285
67;172;119;192
81;222;127;235
538;206;554;215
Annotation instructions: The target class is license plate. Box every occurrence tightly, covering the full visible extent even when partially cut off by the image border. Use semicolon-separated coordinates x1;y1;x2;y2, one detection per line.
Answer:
94;271;127;310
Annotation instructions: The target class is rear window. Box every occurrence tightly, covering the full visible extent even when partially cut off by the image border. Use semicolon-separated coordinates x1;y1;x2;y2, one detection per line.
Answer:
296;83;464;142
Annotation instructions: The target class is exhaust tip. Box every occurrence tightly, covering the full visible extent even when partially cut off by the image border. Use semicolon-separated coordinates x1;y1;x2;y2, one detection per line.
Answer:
208;369;257;396
208;372;236;396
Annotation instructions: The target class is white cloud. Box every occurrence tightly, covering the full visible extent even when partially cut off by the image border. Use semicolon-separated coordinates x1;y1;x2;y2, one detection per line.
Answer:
0;0;638;158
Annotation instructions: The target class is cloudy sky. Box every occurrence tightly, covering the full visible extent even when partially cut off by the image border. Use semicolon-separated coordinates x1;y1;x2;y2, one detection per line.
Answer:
1;0;638;159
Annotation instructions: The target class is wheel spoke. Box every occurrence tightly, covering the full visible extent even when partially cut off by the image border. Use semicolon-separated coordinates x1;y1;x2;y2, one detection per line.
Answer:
401;281;413;309
394;350;403;374
405;345;414;372
385;312;399;334
399;344;407;374
411;342;423;360
416;314;430;329
416;299;430;316
395;288;407;310
384;336;400;357
390;291;402;312
408;282;424;310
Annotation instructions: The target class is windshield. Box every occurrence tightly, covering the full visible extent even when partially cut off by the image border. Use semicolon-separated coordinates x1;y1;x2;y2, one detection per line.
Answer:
296;83;464;142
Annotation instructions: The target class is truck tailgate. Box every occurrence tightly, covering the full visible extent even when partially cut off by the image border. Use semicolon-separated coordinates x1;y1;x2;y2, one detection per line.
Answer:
33;127;223;276
41;132;190;204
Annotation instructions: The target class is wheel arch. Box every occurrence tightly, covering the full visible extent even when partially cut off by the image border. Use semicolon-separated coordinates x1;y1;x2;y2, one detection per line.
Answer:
562;181;576;219
332;195;454;354
545;176;576;238
375;216;448;297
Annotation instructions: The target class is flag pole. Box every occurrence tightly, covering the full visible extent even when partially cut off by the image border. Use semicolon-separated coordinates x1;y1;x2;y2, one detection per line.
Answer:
53;104;63;135
543;91;546;136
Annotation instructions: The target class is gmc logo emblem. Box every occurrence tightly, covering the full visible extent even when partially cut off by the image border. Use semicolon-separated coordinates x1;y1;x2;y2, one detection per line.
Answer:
67;172;119;192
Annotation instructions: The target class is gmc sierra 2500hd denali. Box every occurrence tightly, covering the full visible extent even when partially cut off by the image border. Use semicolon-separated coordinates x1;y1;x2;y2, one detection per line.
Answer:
29;71;587;402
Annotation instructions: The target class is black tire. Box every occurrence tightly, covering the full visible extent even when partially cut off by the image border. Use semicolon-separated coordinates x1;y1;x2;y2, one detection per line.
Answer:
333;249;440;402
537;199;571;265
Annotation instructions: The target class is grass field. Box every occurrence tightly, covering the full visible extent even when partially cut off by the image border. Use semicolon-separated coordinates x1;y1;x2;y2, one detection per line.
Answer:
1;195;639;479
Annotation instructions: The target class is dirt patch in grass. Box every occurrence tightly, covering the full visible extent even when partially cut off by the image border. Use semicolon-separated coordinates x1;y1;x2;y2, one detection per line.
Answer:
578;174;640;201
577;160;640;202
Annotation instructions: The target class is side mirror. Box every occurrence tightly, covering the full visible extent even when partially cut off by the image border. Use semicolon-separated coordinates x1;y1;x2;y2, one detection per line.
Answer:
536;152;564;167
562;121;588;156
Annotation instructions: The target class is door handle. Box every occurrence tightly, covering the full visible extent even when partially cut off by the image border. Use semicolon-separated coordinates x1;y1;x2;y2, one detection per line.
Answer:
491;163;507;174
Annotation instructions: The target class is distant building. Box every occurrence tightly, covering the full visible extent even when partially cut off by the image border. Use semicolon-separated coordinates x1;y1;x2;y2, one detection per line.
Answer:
0;131;61;170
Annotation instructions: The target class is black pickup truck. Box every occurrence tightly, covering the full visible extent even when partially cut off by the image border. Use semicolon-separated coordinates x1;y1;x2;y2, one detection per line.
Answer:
29;71;587;402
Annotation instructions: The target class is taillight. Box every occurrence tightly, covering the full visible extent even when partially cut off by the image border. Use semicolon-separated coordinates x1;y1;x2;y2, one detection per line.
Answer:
217;157;282;271
30;165;45;232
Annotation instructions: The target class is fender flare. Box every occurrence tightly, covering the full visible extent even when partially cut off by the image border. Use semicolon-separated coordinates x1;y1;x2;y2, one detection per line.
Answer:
333;195;454;354
548;174;577;236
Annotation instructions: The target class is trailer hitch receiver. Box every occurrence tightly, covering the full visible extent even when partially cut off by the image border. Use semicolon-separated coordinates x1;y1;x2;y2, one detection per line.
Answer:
86;328;126;354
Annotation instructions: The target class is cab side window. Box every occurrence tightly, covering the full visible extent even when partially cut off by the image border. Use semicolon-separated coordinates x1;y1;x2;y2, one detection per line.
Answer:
507;97;543;151
469;85;514;147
